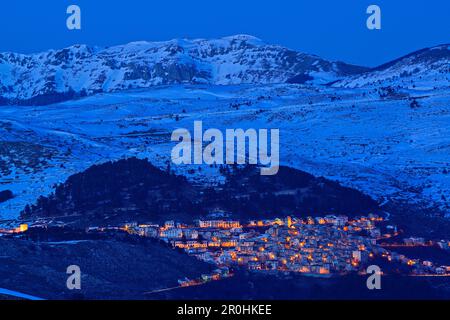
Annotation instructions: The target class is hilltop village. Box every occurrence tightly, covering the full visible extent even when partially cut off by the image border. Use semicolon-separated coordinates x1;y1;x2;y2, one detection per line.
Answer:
114;214;450;284
2;213;450;289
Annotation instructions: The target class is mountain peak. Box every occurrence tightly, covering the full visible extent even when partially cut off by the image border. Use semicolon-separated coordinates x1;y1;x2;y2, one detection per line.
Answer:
221;34;264;44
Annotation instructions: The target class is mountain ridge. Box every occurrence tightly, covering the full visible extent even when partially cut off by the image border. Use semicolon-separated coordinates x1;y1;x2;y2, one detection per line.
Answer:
0;34;367;105
333;44;450;88
0;35;448;105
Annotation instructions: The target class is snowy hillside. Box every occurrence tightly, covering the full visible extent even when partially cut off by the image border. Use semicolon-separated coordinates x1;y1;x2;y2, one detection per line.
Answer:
0;83;449;221
0;35;367;104
334;44;450;89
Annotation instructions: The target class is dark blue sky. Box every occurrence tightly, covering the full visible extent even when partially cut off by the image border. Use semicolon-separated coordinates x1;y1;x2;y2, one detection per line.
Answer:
0;0;448;67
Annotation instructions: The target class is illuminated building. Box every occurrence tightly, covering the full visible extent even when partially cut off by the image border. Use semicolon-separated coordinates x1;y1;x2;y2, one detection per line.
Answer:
198;220;241;229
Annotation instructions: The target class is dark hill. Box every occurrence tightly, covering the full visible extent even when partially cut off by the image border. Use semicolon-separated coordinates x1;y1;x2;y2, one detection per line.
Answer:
22;158;200;226
212;165;378;218
22;158;379;226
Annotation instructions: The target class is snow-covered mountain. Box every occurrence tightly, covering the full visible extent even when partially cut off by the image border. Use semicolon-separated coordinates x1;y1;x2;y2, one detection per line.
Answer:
334;44;450;89
0;35;367;104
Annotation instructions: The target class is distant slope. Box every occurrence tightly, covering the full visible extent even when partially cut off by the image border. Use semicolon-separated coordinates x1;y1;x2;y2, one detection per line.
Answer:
21;158;379;226
334;44;450;89
0;35;367;105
